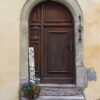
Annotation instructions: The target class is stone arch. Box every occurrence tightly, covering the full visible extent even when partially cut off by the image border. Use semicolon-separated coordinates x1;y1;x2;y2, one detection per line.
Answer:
20;0;87;89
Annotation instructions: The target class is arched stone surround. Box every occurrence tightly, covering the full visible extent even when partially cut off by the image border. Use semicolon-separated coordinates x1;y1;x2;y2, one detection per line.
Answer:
20;0;87;90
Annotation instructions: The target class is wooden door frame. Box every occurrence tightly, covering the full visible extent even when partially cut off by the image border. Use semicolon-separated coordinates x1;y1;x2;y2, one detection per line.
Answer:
20;0;87;89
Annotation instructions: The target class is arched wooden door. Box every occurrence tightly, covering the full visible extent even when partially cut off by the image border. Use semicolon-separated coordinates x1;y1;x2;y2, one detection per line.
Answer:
29;1;75;84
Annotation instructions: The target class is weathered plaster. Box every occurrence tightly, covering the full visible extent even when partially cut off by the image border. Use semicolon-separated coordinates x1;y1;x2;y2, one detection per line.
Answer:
20;0;87;89
0;0;100;100
87;67;96;81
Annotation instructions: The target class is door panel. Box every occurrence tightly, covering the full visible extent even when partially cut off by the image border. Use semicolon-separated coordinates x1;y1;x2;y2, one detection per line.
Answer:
29;1;75;84
43;27;75;83
44;2;73;23
48;32;68;73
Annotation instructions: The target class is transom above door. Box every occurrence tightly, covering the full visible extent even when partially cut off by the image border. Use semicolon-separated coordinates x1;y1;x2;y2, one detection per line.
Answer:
29;1;76;84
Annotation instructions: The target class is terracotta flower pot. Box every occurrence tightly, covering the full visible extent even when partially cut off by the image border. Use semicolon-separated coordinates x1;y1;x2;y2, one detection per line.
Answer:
23;84;41;99
24;92;34;99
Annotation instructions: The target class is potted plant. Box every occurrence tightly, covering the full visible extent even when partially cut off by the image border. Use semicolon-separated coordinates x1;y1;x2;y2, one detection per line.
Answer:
23;80;41;99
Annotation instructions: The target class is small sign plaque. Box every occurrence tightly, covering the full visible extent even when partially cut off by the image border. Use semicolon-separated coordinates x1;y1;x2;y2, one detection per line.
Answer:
29;47;35;80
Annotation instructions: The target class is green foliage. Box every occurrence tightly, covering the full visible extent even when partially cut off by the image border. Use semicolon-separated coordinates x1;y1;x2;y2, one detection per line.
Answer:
23;85;41;94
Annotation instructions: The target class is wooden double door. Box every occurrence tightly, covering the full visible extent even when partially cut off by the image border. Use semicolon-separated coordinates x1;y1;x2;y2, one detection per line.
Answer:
29;1;75;84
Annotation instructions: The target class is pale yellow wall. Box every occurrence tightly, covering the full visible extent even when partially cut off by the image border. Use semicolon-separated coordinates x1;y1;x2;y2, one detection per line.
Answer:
77;0;100;100
0;0;26;100
0;0;100;100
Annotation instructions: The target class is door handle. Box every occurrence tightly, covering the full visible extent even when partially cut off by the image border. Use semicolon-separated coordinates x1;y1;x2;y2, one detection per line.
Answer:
69;41;73;52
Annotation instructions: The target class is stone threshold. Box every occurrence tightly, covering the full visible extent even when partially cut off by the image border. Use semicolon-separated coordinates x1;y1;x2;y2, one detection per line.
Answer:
39;84;76;88
36;96;85;100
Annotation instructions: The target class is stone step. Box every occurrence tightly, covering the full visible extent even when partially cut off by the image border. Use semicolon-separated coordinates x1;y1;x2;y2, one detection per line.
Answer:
36;96;85;100
39;86;83;96
36;85;85;100
21;84;85;100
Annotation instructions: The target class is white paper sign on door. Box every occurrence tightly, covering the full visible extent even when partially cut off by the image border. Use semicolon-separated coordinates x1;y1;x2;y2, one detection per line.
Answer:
29;47;35;80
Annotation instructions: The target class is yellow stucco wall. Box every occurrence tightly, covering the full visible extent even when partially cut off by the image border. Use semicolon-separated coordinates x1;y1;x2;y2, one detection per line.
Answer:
0;0;100;100
0;0;25;100
77;0;100;100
